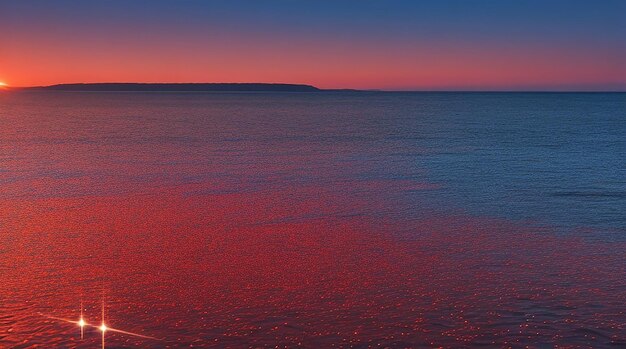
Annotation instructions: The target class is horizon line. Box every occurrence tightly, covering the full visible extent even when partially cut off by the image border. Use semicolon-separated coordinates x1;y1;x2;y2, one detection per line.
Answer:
3;82;625;93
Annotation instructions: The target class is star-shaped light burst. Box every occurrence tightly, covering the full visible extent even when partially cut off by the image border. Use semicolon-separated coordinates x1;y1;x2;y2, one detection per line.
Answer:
39;298;159;348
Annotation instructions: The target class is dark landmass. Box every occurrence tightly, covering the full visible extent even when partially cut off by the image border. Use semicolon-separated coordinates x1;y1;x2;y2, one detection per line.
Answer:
24;83;323;92
8;83;624;93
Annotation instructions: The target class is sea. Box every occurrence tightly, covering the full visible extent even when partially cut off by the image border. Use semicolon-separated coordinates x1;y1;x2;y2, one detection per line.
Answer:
1;91;624;348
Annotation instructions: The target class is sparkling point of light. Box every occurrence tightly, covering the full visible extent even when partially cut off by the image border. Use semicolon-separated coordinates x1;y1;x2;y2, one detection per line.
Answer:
40;307;161;342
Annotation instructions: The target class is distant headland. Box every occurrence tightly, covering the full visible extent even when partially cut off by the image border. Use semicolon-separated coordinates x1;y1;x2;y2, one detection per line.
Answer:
23;83;331;92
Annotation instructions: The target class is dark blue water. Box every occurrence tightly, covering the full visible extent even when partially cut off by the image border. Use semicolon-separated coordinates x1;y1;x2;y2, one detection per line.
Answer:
371;92;626;239
269;92;625;240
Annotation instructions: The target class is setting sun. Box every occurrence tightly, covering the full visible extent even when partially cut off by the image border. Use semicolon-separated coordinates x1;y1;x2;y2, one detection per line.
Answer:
0;82;8;88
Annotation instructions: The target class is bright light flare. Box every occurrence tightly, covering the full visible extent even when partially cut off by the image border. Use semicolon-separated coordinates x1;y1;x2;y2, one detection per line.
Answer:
0;82;8;89
39;311;161;344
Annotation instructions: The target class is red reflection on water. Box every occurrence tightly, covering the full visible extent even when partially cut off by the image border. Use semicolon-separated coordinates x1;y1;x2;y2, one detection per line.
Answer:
1;179;625;348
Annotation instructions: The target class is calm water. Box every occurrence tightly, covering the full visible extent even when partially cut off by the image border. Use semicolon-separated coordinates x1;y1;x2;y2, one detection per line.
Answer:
1;91;624;348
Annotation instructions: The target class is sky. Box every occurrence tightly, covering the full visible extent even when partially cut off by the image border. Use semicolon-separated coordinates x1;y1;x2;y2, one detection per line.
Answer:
1;0;625;90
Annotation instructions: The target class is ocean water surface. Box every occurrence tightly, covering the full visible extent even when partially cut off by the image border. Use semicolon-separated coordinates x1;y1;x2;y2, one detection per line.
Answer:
1;91;624;348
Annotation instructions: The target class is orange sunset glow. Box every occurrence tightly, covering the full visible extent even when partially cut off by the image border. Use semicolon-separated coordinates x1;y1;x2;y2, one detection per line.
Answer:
1;41;624;90
1;1;624;90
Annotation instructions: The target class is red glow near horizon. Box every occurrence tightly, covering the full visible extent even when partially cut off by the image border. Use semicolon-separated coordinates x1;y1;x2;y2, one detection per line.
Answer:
1;36;624;90
2;0;625;90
